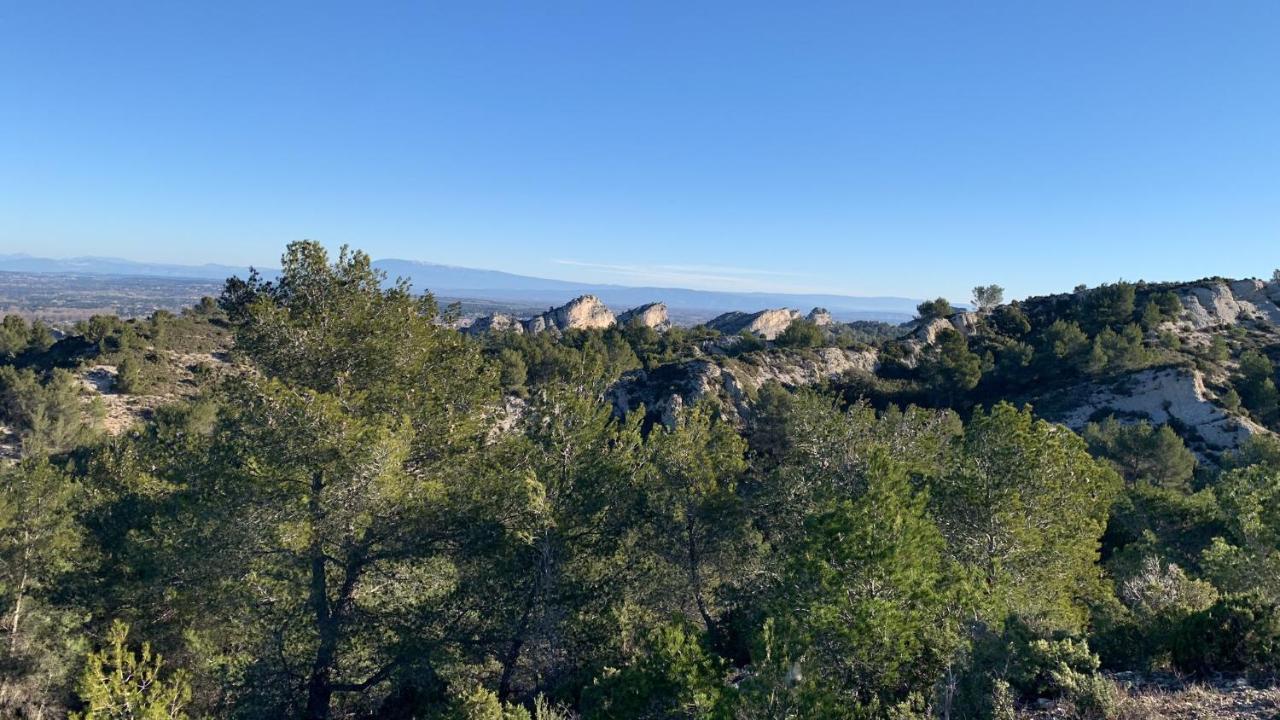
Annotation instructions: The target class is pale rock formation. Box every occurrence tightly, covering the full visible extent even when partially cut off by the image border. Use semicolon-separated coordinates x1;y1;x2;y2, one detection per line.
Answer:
807;307;835;327
1052;366;1271;458
610;347;878;426
1177;279;1280;330
524;295;616;334
949;311;981;337
466;313;525;335
617;302;671;330
705;308;802;340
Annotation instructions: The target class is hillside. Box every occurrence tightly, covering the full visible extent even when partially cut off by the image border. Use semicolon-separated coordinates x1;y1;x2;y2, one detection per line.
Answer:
2;245;1280;719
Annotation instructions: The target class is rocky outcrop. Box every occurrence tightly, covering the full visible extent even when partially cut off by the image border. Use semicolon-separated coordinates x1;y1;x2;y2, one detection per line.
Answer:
617;302;670;331
610;347;878;426
1176;279;1280;330
949;311;981;336
704;309;802;340
465;313;524;335
1049;366;1271;458
525;294;616;334
807;307;834;327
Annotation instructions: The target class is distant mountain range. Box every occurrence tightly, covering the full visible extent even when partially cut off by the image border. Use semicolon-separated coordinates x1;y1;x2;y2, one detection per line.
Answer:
0;254;921;322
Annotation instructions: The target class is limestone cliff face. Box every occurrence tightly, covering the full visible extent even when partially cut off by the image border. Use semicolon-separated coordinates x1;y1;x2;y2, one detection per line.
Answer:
1175;279;1280;330
1048;366;1270;459
525;294;616;334
469;296;622;335
617;302;671;330
610;347;878;426
704;308;802;340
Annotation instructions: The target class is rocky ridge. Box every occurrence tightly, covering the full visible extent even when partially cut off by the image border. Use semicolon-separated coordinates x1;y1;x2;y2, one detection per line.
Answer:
610;347;878;426
703;308;803;340
607;276;1280;461
469;295;673;335
616;302;671;330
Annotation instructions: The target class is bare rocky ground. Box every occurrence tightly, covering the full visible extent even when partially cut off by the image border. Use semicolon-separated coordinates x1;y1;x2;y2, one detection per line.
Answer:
78;350;229;435
1020;674;1280;720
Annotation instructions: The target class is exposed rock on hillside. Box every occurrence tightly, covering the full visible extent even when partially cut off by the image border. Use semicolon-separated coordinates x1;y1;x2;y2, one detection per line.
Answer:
704;308;802;340
610;347;878;426
1047;366;1270;458
1175;279;1280;330
617;302;670;330
807;307;834;326
467;295;624;335
466;313;524;335
525;294;616;334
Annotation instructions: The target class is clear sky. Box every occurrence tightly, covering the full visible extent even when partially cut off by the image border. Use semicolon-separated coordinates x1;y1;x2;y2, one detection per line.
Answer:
1;2;1277;301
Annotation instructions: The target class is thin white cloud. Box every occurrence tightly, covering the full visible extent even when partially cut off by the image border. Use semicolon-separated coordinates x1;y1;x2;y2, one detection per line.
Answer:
552;259;801;289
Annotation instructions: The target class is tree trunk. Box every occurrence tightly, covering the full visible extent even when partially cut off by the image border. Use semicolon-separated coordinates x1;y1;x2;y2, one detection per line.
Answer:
10;533;30;651
304;472;335;720
498;535;549;702
685;514;717;636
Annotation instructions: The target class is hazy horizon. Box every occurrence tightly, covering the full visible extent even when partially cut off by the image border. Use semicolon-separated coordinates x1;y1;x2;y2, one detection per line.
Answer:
3;2;1278;300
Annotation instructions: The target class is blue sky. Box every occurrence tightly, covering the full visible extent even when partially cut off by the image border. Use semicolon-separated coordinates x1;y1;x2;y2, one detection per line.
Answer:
1;2;1277;301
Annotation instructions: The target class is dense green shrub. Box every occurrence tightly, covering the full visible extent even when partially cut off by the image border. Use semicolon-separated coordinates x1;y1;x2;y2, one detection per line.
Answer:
1171;592;1280;675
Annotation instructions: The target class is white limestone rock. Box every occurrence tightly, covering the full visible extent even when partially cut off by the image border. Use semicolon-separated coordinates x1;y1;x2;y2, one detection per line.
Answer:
705;308;803;340
617;302;671;330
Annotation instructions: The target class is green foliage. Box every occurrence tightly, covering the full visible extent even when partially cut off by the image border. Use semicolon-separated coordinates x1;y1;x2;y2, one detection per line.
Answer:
1085;324;1149;375
1209;336;1231;363
0;460;87;717
71;621;191;720
0;315;55;360
774;319;823;348
581;623;732;720
921;328;981;401
1236;350;1279;423
7;241;1280;715
989;304;1031;337
958;619;1113;720
1083;418;1196;489
972;285;1004;311
114;354;158;395
1222;387;1243;412
1200;465;1280;599
639;403;752;630
933;403;1121;630
731;329;766;354
0;366;101;456
498;347;528;395
1171;592;1280;675
446;686;532;720
1039;320;1090;367
769;453;962;711
916;297;953;320
1082;282;1136;331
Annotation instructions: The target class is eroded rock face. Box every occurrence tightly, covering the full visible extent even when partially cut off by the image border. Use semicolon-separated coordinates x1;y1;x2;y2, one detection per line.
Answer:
807;307;834;327
705;309;802;340
610;347;879;426
1178;279;1280;330
525;295;617;334
949;312;981;337
466;313;525;335
1050;366;1270;458
617;302;671;331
